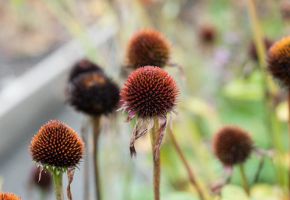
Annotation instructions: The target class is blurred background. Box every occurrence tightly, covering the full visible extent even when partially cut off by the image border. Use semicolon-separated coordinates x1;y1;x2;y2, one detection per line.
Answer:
0;0;289;199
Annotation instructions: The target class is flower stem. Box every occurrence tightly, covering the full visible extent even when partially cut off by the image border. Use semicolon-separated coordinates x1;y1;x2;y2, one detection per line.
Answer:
239;164;249;195
150;117;161;200
92;116;102;200
81;119;90;200
253;156;265;183
168;129;206;200
52;170;63;200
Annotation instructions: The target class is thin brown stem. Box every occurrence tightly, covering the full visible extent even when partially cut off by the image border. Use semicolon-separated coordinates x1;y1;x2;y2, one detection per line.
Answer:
150;118;160;200
81;119;90;200
239;164;250;195
253;156;265;183
92;116;101;200
168;129;206;200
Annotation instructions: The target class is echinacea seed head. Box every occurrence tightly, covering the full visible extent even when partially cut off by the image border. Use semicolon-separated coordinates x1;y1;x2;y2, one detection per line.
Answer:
68;72;120;116
249;38;273;61
199;25;216;44
30;120;84;168
69;59;103;82
31;167;52;192
120;66;178;118
213;126;253;166
126;29;171;69
0;193;21;200
268;36;290;88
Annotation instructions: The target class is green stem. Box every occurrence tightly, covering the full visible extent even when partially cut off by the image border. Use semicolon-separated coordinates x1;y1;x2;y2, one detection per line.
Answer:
239;164;250;195
52;170;63;200
168;129;207;200
150;117;161;200
92;116;102;200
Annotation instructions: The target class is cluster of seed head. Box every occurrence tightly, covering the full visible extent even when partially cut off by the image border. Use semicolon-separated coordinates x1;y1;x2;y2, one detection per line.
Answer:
120;66;178;118
213;126;253;166
268;36;290;88
126;29;171;69
68;72;120;116
0;193;21;200
68;59;103;82
30;120;84;168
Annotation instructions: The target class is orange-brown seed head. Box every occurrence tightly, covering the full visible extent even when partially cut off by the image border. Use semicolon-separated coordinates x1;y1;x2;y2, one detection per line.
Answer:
268;36;290;88
0;193;21;200
213;126;253;166
30;120;84;168
126;29;171;69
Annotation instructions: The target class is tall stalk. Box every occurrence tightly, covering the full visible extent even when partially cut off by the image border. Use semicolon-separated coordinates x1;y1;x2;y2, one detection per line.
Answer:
92;117;102;200
168;129;207;200
239;164;250;195
52;170;64;200
81;119;90;200
150;118;161;200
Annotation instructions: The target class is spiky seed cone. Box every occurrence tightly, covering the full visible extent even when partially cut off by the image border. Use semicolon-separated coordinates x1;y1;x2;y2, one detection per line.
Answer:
31;167;52;192
126;29;171;69
199;25;216;44
30;120;84;168
68;72;120;116
68;59;103;82
0;193;21;200
249;38;273;61
120;66;178;118
213;126;253;166
268;36;290;88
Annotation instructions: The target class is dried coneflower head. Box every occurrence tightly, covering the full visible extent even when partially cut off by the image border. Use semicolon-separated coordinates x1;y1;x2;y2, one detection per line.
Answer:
120;66;178;118
268;36;290;88
249;38;273;61
68;72;120;116
30;120;84;168
30;166;52;192
199;24;216;44
281;1;290;21
213;126;253;166
68;59;103;82
126;29;171;69
0;193;21;200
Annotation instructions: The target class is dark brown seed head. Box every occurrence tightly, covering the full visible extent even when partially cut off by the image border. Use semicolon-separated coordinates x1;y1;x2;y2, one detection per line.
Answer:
31;166;52;192
268;36;290;88
126;29;171;69
0;193;21;200
213;126;253;166
199;25;216;44
68;72;120;116
30;120;84;168
249;38;273;61
281;1;290;21
68;59;103;82
120;66;178;118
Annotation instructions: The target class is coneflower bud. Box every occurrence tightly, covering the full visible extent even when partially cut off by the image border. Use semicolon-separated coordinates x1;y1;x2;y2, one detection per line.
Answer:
268;36;290;88
30;166;52;192
213;126;253;166
199;25;216;44
68;72;120;116
0;193;21;200
120;66;178;118
30;120;84;168
249;38;273;61
126;29;171;69
68;59;103;82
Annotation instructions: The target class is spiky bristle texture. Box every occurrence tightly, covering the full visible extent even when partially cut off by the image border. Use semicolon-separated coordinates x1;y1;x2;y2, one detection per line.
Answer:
30;120;84;168
268;36;290;88
249;38;273;61
69;59;103;81
213;126;253;166
120;66;178;118
0;193;21;200
68;72;120;116
31;167;52;191
126;29;170;69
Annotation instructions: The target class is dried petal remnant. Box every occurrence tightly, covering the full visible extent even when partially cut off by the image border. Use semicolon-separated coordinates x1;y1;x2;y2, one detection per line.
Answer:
30;120;84;168
127;29;171;68
213;126;253;166
120;66;178;118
